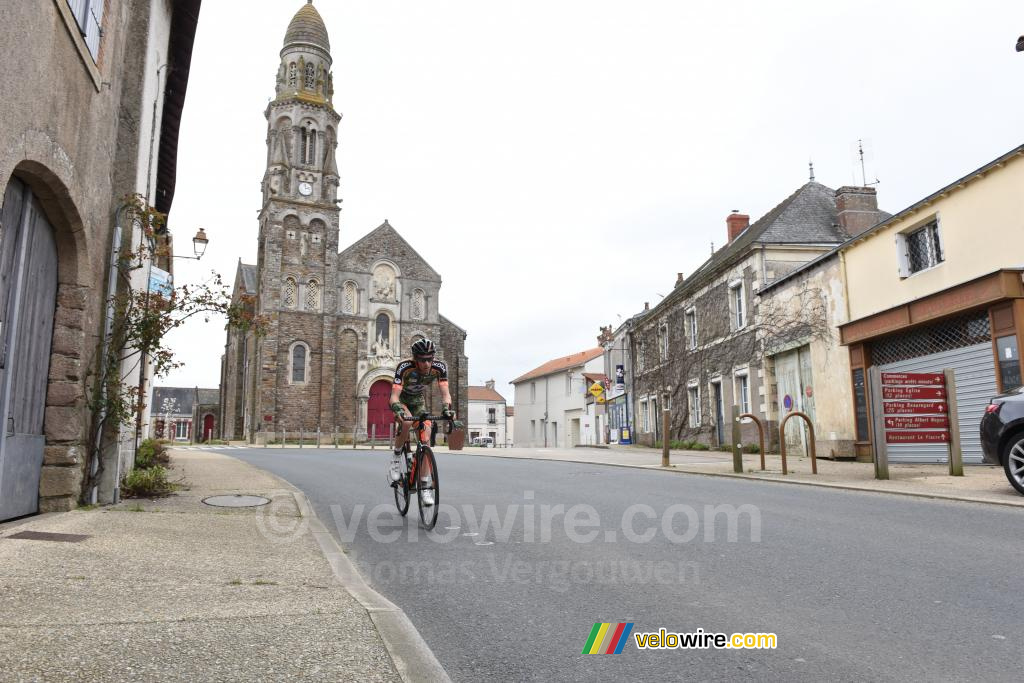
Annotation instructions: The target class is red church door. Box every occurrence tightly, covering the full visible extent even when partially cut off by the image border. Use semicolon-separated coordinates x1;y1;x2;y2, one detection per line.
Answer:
367;380;393;441
203;414;215;442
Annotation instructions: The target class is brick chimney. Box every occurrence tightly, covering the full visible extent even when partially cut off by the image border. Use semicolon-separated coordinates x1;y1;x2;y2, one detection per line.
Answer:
835;186;880;238
675;272;685;287
726;211;750;243
485;379;495;391
644;302;649;311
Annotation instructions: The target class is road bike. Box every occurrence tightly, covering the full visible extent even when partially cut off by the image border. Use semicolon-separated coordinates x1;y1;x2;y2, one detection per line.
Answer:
392;414;455;530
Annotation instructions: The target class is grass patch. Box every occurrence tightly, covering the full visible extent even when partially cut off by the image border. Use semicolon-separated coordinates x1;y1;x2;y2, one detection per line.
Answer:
121;466;178;498
253;579;278;586
227;578;243;586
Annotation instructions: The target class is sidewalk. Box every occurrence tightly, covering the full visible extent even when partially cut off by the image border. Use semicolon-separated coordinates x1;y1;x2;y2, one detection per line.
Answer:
455;444;1024;508
0;451;448;682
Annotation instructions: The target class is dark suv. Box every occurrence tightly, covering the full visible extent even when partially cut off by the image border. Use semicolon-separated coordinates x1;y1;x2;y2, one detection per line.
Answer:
980;387;1024;495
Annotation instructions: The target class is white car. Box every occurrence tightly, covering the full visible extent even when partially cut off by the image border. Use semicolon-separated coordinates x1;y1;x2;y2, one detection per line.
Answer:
471;436;494;448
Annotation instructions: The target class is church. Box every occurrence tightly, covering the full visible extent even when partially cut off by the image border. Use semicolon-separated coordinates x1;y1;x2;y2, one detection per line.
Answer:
219;2;468;442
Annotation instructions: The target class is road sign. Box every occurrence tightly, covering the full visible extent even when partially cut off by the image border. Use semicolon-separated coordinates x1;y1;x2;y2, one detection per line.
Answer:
883;400;947;414
882;386;946;400
886;430;950;444
588;382;604;398
880;372;945;386
884;415;949;430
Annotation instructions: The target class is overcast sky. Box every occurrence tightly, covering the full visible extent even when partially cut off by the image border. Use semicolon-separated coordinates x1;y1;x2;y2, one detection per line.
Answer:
162;0;1024;404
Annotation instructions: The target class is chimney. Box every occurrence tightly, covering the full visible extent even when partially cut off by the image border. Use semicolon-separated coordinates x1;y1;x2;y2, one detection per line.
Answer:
644;301;649;311
485;379;495;391
675;272;685;287
835;186;880;238
726;211;750;243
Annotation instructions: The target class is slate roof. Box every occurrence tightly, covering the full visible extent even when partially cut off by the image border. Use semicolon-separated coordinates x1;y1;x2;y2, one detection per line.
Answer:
239;263;257;294
511;348;604;384
685;182;851;290
151;387;220;415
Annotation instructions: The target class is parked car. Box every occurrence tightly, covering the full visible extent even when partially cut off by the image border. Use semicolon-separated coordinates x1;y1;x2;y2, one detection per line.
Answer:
471;436;494;448
980;386;1024;495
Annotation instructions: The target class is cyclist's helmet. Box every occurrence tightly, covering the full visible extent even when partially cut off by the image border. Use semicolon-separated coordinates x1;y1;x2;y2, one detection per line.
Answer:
411;338;436;359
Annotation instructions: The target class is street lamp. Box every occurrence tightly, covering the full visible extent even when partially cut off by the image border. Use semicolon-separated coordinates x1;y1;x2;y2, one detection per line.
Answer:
172;228;209;260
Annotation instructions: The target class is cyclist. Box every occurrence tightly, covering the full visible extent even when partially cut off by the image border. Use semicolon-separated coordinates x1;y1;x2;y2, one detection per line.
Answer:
389;338;455;500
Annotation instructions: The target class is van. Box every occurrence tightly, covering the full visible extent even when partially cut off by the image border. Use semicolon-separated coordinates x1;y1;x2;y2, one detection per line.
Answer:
472;436;494;448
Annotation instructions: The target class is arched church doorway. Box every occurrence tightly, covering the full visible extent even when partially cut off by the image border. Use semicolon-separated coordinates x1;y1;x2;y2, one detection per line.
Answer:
0;177;59;521
203;414;215;442
367;379;393;441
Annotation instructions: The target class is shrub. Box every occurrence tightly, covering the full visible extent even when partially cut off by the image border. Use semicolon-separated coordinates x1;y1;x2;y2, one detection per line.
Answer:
743;443;761;454
135;439;169;469
690;442;710;451
121;465;177;498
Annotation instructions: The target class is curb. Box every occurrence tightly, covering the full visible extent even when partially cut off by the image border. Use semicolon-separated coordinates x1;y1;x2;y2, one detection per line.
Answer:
453;449;1024;509
220;453;451;683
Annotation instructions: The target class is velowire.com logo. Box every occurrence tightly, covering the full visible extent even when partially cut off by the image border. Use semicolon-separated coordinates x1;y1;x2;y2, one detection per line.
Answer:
582;622;634;654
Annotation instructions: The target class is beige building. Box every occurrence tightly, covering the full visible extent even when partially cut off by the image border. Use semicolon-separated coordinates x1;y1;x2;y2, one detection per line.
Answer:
839;144;1024;463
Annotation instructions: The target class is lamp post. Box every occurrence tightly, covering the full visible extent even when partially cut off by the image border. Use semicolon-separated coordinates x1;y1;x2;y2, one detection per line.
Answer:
170;228;209;260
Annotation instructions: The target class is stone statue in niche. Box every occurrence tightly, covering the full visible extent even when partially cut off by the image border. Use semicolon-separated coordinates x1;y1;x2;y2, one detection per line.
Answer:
372;266;396;301
369;334;397;369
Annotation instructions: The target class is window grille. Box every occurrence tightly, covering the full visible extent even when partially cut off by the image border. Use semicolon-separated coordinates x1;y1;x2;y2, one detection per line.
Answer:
305;63;316;89
342;282;356;314
305;280;320;311
905;221;943;274
871;311;990;365
412;290;425;320
288;63;297;87
283;278;296;308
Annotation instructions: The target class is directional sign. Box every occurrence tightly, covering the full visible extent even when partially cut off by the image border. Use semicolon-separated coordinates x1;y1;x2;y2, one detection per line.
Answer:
884;415;950;430
883;400;948;415
882;386;946;400
881;372;945;386
886;430;950;444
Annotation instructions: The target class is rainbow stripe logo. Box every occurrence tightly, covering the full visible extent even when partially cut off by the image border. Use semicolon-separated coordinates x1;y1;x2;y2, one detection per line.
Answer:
583;622;634;654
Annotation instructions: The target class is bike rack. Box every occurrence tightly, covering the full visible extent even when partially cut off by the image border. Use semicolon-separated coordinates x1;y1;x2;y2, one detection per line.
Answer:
738;413;766;471
779;411;817;475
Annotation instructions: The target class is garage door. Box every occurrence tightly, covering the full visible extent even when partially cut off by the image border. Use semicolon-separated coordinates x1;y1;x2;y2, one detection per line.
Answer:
878;340;996;465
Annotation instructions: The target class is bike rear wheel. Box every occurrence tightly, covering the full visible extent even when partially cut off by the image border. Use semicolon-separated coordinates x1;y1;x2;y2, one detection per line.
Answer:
393;449;410;516
417;447;439;530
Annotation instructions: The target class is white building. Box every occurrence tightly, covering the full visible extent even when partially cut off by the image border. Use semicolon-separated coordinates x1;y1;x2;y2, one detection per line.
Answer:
467;381;507;446
511;348;604;448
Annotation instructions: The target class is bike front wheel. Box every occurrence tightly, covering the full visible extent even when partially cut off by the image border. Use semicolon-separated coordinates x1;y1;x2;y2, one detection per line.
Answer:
417;447;439;530
394;451;410;516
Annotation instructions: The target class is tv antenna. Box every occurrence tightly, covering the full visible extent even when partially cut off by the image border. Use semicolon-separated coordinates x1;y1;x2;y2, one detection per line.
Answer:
856;139;881;187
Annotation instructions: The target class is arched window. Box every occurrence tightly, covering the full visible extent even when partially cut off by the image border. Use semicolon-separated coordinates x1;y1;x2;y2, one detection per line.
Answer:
305;63;316;89
300;126;317;165
283;277;297;309
411;289;425;320
305;279;321;311
375;313;390;347
290;342;309;384
342;281;357;314
288;63;297;87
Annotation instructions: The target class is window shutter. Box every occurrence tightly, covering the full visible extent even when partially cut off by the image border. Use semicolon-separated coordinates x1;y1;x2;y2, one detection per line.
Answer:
895;234;910;278
85;0;103;59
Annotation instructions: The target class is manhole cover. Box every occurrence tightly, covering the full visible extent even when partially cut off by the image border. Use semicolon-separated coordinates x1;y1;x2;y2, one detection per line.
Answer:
202;495;271;508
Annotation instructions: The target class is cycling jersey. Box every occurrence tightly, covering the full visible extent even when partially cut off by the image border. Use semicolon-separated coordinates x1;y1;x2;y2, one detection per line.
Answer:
393;359;448;398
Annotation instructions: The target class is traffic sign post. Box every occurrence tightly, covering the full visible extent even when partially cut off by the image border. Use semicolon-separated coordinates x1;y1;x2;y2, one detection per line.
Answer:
871;367;961;478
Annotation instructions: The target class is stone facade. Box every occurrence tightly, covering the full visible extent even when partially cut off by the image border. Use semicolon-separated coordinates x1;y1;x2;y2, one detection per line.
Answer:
221;3;467;441
0;0;200;518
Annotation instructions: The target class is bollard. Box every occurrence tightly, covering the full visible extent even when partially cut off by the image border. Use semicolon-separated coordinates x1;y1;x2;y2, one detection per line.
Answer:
738;413;766;470
661;395;670;467
371;423;376;450
779;411;817;475
731;405;743;473
317;426;321;449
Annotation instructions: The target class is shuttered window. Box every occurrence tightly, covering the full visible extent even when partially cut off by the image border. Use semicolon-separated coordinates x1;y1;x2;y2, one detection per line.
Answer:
66;0;104;60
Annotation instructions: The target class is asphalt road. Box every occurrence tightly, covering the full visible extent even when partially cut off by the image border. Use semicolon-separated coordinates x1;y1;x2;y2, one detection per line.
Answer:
229;446;1024;682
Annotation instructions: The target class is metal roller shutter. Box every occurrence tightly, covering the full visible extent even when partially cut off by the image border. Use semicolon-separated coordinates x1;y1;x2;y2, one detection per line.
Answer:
879;343;996;464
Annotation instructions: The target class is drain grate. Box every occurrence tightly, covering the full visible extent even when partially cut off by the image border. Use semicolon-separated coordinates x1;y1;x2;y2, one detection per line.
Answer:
5;531;90;543
202;495;271;508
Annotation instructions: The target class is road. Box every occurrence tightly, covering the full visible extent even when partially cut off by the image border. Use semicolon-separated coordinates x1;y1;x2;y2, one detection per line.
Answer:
226;446;1023;682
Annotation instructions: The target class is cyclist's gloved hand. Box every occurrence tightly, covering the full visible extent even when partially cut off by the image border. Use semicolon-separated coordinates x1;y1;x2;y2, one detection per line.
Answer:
442;404;455;419
391;402;406;418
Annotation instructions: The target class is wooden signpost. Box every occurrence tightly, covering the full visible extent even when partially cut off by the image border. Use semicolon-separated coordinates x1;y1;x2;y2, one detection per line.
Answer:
869;367;963;480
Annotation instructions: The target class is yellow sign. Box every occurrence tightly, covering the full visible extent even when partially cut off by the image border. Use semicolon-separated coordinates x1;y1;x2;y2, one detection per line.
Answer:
588;382;604;398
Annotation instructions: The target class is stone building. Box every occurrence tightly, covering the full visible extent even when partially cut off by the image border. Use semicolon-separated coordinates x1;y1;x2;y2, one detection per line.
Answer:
220;3;467;442
0;0;201;519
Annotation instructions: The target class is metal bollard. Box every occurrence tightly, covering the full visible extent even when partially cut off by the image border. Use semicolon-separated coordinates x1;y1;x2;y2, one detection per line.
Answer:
371;424;376;449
